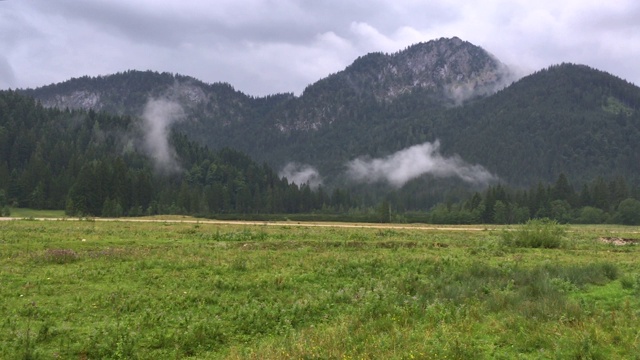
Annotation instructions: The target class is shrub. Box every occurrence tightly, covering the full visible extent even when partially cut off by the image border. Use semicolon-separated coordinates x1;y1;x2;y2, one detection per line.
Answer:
501;218;566;249
617;198;640;225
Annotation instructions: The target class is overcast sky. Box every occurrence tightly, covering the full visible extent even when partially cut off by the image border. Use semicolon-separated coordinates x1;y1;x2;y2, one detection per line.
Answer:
1;0;639;96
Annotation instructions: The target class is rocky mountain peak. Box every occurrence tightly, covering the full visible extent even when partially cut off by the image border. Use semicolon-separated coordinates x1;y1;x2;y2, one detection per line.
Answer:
278;37;514;132
303;37;513;108
379;37;513;103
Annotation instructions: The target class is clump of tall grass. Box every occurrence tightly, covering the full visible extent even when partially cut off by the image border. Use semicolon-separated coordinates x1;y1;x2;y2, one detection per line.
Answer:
212;229;268;242
619;273;640;294
501;218;566;249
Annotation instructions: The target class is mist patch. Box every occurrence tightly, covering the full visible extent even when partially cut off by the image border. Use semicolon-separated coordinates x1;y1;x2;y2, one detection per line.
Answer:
279;163;323;189
140;98;185;173
346;140;497;188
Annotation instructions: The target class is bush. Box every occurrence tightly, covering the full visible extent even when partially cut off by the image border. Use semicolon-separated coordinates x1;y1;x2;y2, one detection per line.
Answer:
617;198;640;225
501;218;566;249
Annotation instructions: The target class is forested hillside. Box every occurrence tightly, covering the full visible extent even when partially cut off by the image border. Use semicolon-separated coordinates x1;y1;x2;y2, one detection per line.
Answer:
433;64;640;185
23;57;640;192
0;91;349;217
247;63;640;188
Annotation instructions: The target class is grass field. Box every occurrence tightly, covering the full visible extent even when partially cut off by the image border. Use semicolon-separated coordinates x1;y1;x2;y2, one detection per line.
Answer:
6;208;66;219
1;218;639;359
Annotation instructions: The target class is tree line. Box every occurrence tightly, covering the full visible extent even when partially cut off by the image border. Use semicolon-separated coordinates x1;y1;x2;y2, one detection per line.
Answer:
420;174;640;225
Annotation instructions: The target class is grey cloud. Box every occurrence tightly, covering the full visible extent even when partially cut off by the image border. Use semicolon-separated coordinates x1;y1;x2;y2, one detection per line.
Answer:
2;1;640;94
35;1;195;47
574;2;640;31
36;0;321;47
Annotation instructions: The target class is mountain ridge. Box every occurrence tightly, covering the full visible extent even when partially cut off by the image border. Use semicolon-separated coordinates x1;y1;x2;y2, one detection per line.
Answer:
18;38;640;189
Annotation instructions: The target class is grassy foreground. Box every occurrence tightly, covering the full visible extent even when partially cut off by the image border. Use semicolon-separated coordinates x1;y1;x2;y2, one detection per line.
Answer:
1;219;639;359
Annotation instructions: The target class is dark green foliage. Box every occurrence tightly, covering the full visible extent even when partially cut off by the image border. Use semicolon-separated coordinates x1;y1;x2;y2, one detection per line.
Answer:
0;91;335;217
0;189;9;216
617;198;640;225
275;63;640;191
428;175;640;225
576;206;606;224
377;199;391;223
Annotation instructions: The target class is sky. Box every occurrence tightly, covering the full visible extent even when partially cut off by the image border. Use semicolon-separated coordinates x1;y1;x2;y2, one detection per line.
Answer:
1;0;639;97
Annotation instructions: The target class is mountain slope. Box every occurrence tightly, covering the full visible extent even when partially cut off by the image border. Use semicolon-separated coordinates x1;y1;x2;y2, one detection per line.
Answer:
269;36;512;132
0;90;327;215
20;38;640;189
433;64;640;185
22;38;509;160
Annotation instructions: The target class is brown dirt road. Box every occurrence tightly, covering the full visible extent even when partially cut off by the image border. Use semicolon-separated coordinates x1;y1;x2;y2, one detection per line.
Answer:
0;216;492;231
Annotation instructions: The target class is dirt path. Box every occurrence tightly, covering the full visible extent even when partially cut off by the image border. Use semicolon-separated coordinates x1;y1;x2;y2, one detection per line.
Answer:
0;216;492;231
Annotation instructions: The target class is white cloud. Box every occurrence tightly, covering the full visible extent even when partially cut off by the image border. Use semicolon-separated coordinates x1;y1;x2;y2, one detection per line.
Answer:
346;141;497;188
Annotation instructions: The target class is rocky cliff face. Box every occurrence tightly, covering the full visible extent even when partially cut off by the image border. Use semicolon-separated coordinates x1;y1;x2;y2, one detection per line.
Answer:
22;71;257;128
42;90;102;110
389;37;512;103
342;36;512;103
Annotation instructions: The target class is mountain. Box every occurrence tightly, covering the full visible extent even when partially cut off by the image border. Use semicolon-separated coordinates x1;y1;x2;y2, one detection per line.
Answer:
20;38;640;190
433;64;640;185
25;37;507;123
270;36;512;132
21;38;511;171
21;70;263;126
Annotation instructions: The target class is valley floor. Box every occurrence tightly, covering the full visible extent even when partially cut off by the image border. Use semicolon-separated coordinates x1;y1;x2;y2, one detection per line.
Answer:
1;219;639;358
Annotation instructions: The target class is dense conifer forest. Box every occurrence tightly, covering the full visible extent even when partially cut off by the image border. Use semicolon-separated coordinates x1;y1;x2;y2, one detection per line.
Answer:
0;91;353;218
2;87;640;224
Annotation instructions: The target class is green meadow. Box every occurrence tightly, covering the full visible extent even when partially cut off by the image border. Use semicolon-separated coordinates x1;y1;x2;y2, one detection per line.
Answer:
1;219;639;359
4;208;66;219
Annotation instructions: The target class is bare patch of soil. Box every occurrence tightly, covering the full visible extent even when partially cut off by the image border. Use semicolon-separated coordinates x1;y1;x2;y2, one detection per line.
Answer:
598;237;639;246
